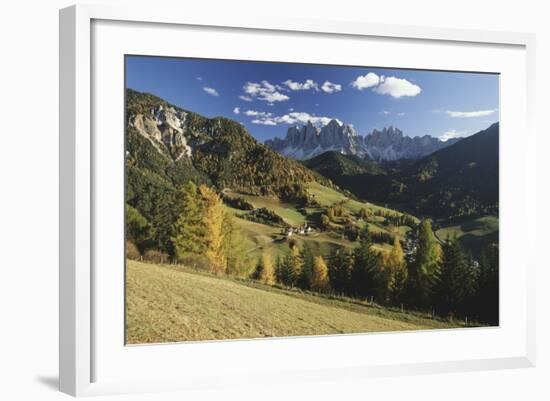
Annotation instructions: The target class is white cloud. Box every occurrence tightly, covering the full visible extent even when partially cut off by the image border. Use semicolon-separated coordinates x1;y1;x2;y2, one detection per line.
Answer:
203;87;219;97
321;81;342;93
239;95;253;102
440;129;466;142
243;80;290;103
251;119;277;126
382;110;391;115
233;107;240;115
244;110;272;117
446;109;497;118
280;112;340;126
352;73;421;98
398;112;406;116
196;76;203;81
374;76;421;98
351;72;380;90
246;109;341;127
283;79;319;91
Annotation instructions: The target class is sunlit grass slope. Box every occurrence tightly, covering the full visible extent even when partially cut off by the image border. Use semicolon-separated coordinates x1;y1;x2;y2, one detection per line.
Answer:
126;260;460;344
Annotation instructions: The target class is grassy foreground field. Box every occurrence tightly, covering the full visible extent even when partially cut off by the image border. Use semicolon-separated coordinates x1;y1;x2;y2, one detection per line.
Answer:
126;260;462;344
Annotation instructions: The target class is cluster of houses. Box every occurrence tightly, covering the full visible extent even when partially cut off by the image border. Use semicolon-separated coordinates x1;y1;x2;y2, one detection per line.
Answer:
284;223;314;238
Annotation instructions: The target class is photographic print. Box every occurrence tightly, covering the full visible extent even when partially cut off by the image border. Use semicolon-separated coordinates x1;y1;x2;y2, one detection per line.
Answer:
124;56;499;344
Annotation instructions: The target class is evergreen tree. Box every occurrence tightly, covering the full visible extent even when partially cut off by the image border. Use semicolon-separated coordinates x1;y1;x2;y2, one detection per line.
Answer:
280;254;296;287
126;204;152;252
149;189;177;255
252;258;264;280
351;228;380;299
225;215;252;277
408;219;442;307
171;182;205;260
278;245;303;287
274;255;283;283
437;236;478;316
311;255;330;292
328;248;353;295
298;245;314;290
476;243;499;324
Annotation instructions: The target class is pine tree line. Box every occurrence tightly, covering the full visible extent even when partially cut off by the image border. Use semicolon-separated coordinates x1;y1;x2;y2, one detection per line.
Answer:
129;186;498;324
252;220;498;324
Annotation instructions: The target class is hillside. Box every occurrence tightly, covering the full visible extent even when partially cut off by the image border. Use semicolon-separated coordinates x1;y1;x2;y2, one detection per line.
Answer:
302;151;385;178
123;61;500;342
400;123;499;219
126;89;328;195
306;124;499;221
126;89;334;253
126;89;417;258
126;260;460;344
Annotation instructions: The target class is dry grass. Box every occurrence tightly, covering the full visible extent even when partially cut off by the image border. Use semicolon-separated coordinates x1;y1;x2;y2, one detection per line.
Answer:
126;260;460;344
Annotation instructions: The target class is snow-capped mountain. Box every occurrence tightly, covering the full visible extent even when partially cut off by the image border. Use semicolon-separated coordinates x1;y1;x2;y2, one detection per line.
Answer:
264;120;460;161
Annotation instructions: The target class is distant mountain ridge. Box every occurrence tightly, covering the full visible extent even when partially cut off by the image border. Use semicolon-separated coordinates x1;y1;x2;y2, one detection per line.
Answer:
265;120;460;161
304;123;499;220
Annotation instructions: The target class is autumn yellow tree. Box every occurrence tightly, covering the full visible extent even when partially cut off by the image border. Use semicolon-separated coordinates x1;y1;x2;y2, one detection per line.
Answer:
253;253;275;285
384;237;408;302
358;207;369;221
280;245;303;287
311;255;330;292
199;185;228;274
389;237;409;301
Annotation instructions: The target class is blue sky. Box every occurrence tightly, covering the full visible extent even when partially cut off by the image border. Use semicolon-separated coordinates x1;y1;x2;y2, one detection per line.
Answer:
126;55;499;143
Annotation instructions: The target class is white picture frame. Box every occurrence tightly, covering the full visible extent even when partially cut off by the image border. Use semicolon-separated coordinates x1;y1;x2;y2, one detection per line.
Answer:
59;4;536;397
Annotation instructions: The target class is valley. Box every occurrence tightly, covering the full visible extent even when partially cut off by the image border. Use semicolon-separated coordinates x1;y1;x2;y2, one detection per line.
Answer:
222;181;416;266
125;87;500;342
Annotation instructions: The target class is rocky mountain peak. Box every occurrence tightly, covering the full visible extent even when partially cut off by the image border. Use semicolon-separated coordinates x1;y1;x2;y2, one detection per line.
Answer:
265;120;461;161
265;119;362;160
128;100;194;161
